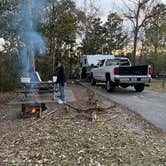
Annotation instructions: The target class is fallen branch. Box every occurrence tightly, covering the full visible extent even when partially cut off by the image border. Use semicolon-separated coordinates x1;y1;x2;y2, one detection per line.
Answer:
65;103;116;113
27;110;57;127
95;116;118;123
36;110;57;122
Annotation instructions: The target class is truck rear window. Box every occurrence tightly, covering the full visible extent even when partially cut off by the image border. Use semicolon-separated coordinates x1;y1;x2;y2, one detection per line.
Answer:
106;59;130;66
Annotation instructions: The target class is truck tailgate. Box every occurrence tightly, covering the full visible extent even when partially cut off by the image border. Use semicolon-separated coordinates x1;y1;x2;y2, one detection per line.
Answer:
119;65;148;76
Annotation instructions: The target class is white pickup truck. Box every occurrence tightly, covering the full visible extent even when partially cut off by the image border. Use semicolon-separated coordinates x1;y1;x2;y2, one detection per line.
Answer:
91;57;153;92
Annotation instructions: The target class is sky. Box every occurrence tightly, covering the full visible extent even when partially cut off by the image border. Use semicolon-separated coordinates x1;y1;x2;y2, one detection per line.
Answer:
74;0;166;22
74;0;125;21
1;0;166;49
74;0;166;44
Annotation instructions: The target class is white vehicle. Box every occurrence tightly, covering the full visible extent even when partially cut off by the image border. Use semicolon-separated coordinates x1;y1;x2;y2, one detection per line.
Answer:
80;54;114;79
91;57;153;92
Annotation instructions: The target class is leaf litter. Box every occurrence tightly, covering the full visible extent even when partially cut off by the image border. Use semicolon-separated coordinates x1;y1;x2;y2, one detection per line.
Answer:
0;83;165;165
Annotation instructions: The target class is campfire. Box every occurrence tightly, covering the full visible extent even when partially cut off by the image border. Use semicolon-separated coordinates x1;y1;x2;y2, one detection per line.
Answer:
31;108;40;114
20;101;50;118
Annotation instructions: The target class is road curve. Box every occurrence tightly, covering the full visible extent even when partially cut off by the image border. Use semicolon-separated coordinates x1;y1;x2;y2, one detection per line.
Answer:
82;82;166;131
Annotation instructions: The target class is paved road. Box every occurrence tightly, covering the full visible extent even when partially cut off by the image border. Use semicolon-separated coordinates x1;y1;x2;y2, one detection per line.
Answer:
82;83;166;131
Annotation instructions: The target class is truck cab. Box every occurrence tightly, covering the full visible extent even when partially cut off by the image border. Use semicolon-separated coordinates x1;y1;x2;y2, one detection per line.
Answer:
80;54;114;79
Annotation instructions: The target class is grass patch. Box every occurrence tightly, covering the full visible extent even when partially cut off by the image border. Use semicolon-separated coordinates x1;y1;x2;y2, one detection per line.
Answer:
146;80;166;92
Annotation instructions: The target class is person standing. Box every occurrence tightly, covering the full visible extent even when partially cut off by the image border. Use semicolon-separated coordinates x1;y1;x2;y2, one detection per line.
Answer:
56;61;66;104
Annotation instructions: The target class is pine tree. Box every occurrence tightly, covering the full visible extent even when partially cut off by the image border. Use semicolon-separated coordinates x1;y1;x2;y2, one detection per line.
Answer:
82;17;104;54
103;12;127;54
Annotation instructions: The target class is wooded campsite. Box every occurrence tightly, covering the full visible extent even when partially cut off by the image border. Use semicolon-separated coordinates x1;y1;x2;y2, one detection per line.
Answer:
0;0;166;91
0;0;166;165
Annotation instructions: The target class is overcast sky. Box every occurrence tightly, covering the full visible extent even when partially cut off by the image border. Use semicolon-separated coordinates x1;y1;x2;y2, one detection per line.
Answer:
74;0;166;22
1;0;166;48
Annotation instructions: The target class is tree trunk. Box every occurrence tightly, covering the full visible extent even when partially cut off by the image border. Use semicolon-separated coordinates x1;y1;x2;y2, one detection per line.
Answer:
133;30;138;65
133;4;140;65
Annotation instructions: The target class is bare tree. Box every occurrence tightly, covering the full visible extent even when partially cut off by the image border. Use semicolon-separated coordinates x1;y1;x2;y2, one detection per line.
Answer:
123;0;155;64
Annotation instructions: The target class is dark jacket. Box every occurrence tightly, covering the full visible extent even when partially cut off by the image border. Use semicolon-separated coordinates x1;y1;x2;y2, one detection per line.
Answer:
56;65;66;85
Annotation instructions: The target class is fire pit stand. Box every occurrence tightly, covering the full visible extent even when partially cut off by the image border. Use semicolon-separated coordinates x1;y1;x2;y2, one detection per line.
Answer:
21;103;47;118
8;72;59;118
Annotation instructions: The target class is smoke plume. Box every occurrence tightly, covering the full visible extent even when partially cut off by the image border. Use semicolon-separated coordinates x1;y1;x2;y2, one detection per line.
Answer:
18;0;47;81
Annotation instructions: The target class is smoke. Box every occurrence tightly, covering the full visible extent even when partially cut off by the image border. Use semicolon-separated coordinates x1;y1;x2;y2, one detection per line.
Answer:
18;0;47;81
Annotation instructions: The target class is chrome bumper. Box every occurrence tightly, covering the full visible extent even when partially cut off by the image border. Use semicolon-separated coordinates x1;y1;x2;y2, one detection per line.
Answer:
114;75;151;84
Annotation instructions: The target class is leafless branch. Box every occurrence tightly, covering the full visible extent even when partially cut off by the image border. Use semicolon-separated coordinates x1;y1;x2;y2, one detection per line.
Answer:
123;0;136;14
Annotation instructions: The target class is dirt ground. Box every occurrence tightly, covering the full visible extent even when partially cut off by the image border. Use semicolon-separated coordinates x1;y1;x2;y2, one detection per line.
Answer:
0;83;166;165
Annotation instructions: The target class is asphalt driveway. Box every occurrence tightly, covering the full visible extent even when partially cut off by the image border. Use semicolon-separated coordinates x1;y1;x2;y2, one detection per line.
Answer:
82;82;166;131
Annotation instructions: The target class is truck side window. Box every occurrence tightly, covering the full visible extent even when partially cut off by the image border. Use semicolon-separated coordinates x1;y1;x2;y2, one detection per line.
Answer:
100;60;105;67
105;59;113;66
84;59;87;64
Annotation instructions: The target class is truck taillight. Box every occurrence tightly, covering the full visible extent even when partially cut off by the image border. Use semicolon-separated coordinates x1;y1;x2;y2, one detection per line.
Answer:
114;67;119;75
148;66;153;75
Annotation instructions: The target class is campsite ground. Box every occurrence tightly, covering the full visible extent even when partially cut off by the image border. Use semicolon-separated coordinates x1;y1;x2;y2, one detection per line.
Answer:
0;82;165;165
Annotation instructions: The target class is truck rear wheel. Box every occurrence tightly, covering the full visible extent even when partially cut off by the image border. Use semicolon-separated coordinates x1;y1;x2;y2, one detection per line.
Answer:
134;84;144;92
91;74;96;86
106;78;115;92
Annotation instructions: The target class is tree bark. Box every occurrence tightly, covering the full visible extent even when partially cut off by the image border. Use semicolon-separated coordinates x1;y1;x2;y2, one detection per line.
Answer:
133;3;140;65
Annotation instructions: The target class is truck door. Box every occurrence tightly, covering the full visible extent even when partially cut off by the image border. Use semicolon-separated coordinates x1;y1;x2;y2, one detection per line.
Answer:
97;60;105;81
100;60;106;81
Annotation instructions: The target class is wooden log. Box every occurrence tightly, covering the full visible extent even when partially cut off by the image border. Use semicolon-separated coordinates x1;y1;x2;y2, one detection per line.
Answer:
27;110;57;127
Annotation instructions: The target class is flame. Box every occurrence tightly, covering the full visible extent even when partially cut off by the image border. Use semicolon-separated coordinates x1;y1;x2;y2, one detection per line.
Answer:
32;108;38;114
